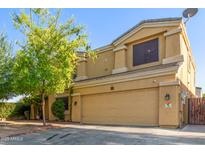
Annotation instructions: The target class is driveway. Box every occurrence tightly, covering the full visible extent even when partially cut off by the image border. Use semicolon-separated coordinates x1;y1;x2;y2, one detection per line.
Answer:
1;124;205;145
0;121;55;138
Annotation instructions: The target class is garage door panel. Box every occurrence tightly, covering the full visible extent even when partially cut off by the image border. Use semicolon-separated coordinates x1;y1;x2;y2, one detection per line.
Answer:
82;88;159;126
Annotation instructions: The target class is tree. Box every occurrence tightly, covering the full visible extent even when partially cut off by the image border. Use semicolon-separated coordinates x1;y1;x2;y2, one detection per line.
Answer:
0;33;14;100
203;93;205;98
12;9;96;125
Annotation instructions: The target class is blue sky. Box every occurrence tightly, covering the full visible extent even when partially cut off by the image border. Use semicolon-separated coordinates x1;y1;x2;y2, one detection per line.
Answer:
0;8;204;101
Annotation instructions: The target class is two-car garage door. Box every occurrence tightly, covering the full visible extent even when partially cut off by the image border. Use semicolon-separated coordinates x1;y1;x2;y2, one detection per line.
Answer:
81;88;159;126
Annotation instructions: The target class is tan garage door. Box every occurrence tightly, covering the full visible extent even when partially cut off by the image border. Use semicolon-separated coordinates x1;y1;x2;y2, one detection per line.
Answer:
82;88;159;126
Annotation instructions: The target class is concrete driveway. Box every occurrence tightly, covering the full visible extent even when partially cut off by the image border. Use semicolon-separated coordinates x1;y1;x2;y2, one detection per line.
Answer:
1;124;205;145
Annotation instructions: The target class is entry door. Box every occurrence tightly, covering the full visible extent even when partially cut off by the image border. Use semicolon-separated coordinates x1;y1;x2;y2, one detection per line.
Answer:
189;98;205;125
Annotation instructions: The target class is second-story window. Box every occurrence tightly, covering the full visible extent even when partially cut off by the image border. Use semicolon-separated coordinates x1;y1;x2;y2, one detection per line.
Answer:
133;38;159;66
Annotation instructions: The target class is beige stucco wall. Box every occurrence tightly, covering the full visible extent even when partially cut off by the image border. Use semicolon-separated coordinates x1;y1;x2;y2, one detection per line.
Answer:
165;33;181;57
71;95;81;122
113;48;127;70
178;33;196;95
87;50;114;78
76;57;88;80
159;85;180;127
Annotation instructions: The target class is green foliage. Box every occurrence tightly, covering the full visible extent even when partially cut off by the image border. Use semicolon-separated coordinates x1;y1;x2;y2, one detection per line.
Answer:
12;9;96;124
51;99;65;120
0;102;30;119
19;95;41;106
12;9;96;97
203;93;205;98
0;103;16;119
0;33;14;100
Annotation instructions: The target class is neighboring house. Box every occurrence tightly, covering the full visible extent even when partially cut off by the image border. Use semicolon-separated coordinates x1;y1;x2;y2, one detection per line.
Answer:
195;87;202;97
32;17;196;128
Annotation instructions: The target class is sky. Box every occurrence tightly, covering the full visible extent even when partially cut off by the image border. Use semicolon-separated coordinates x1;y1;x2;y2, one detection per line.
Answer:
0;8;204;102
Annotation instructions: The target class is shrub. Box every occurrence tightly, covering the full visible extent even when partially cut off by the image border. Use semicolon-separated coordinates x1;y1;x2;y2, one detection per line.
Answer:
0;102;30;120
51;100;65;120
0;103;17;119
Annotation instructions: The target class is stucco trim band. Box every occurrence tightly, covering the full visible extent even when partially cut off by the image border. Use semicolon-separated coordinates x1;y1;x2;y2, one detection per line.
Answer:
78;58;87;62
112;67;128;74
159;80;180;87
75;76;88;81
162;55;184;65
95;45;113;54
71;93;81;96
113;45;127;52
74;65;179;89
164;28;182;37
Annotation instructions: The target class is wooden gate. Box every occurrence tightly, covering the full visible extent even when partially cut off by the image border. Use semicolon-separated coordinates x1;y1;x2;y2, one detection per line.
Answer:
188;98;205;125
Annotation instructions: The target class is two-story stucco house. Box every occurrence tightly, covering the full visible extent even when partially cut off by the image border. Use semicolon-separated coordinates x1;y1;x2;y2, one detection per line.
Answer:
33;17;196;128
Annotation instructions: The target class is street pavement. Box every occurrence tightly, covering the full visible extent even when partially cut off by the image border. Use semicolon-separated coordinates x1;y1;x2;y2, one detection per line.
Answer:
1;124;205;145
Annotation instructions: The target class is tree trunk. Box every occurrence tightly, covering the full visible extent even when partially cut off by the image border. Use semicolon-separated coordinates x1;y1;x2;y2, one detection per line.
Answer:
41;92;46;126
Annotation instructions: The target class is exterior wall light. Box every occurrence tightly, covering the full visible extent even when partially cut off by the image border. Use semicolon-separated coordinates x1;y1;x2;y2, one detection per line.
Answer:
165;94;171;101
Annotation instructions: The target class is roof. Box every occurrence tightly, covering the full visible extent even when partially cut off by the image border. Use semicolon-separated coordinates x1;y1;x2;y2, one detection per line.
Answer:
196;87;202;89
112;17;182;43
94;17;182;51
